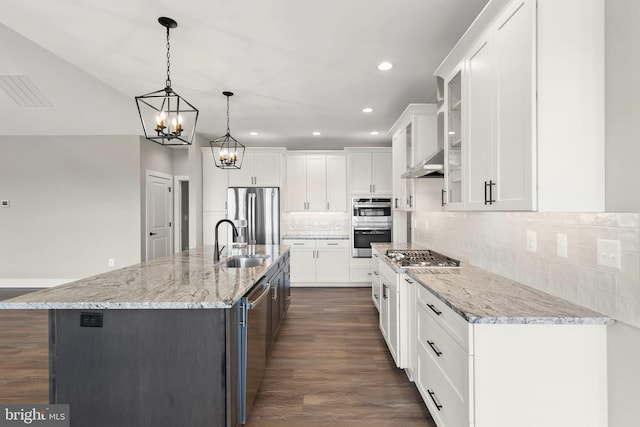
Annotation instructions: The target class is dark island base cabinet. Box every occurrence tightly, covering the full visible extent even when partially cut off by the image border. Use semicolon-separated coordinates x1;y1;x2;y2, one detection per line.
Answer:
49;307;239;427
267;252;291;354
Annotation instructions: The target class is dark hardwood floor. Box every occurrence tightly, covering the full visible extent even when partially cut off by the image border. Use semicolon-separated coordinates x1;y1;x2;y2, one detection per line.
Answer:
246;288;434;426
0;289;48;403
0;288;434;426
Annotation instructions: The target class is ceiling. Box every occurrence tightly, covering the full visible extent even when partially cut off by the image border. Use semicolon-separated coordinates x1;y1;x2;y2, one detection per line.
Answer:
0;0;488;150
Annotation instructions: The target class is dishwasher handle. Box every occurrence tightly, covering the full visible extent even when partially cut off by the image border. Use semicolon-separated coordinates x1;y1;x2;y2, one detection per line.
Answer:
247;283;271;309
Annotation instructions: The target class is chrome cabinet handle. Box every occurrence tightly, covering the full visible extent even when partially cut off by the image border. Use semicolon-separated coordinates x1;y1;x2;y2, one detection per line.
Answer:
404;278;413;284
382;284;387;299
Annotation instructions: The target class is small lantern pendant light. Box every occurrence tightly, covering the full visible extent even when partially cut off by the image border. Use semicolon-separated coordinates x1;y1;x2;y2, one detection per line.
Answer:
210;91;246;169
135;17;199;146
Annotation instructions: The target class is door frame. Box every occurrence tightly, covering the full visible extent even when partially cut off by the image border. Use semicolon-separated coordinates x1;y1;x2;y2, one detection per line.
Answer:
173;175;189;253
145;169;173;261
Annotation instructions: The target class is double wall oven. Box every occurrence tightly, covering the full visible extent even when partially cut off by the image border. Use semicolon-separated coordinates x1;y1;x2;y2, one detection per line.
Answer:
352;197;392;258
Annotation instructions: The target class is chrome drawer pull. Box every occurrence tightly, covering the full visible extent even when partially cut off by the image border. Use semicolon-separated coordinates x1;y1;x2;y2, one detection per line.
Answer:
427;389;443;411
427;303;442;316
426;340;443;357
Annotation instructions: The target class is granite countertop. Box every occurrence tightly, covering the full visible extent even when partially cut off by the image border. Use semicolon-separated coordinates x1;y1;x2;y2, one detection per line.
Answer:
282;234;349;240
371;243;611;325
0;245;289;310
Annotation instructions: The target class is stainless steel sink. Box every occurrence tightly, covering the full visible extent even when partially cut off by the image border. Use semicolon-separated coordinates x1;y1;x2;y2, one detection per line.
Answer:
218;255;270;268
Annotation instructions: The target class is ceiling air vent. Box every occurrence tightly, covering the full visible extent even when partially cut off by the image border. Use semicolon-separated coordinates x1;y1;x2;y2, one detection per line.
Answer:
0;74;52;107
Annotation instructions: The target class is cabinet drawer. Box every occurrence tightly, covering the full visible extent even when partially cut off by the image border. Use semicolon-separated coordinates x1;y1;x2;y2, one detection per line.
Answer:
316;239;349;248
417;303;469;399
282;239;315;249
416;280;469;352
417;343;469;427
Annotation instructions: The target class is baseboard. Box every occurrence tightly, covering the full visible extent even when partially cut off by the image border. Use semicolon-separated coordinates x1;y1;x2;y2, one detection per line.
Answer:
291;282;371;288
0;278;76;288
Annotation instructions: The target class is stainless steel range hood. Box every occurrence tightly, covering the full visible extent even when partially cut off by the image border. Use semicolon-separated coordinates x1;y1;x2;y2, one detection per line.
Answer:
401;149;445;178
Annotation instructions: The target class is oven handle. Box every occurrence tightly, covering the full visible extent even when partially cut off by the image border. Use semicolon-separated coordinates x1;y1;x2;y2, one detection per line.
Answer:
355;230;389;235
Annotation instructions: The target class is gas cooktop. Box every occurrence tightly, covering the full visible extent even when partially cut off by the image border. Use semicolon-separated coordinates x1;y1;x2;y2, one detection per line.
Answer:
386;249;461;268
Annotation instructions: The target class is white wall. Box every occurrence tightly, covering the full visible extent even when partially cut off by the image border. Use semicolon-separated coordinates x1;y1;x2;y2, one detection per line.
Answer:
139;138;174;261
605;0;640;211
188;134;209;248
0;135;141;286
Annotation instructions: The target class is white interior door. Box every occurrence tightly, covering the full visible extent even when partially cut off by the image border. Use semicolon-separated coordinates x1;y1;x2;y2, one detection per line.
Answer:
146;170;173;260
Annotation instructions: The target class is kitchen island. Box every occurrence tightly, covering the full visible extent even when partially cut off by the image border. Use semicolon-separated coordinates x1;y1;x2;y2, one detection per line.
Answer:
0;245;290;427
371;243;611;427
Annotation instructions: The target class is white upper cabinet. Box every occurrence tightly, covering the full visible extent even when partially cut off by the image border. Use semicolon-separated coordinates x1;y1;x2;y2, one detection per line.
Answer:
465;36;498;210
436;0;604;212
444;69;464;209
326;155;347;212
348;153;374;194
285;152;346;212
346;149;392;195
389;104;438;211
305;156;328;211
392;129;407;209
228;149;283;187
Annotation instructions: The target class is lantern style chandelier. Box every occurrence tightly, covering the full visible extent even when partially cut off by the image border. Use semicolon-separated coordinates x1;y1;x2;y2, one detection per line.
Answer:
135;17;199;146
210;91;245;169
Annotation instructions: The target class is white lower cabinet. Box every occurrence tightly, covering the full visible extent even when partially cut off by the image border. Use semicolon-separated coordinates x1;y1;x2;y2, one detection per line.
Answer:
379;260;401;367
413;280;607;427
282;239;349;285
370;250;382;310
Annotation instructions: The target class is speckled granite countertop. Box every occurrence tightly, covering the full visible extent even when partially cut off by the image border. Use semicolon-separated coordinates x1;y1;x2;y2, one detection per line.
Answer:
371;243;611;325
282;234;349;240
0;245;289;310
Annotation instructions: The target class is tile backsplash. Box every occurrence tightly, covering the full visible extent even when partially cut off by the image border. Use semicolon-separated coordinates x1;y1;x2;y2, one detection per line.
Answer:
283;212;350;236
413;211;640;328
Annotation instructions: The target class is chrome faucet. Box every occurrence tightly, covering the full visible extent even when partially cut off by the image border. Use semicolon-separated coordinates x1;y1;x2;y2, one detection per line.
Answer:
214;219;239;262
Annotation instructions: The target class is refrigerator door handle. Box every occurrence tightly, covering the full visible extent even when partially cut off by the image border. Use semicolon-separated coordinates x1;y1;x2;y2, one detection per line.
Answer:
249;193;257;244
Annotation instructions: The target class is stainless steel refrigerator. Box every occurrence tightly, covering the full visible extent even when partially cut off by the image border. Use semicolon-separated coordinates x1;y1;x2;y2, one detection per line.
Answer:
227;187;280;245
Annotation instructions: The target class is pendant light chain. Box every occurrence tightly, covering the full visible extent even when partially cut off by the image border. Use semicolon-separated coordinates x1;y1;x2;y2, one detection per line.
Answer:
226;95;231;134
165;26;171;89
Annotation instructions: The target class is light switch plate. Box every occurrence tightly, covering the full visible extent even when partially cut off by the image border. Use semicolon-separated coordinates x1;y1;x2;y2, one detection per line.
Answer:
557;233;568;258
108;258;115;267
526;230;537;253
597;239;621;269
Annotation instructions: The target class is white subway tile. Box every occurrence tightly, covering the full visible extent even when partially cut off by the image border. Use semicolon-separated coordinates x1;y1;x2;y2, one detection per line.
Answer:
596;271;617;294
595;291;617;317
616;213;640;228
617;274;640;302
615;297;640;327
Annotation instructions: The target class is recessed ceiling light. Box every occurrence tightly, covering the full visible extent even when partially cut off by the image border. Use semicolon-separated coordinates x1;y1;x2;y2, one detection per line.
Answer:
362;107;373;113
377;62;393;71
250;132;258;136
313;131;321;136
370;131;379;135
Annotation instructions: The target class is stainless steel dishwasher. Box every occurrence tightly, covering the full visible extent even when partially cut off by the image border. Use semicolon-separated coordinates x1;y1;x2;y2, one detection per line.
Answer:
238;277;270;424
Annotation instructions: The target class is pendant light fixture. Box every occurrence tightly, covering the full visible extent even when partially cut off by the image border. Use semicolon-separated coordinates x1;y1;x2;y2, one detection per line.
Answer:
210;91;245;169
135;17;199;146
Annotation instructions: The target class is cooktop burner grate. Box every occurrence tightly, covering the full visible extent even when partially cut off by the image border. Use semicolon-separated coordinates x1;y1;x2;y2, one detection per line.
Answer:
385;249;460;268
